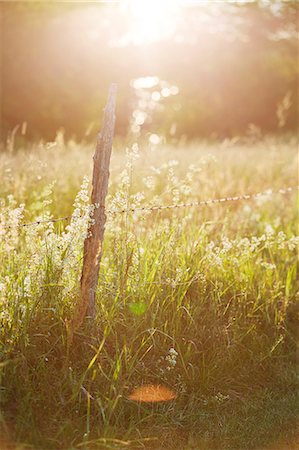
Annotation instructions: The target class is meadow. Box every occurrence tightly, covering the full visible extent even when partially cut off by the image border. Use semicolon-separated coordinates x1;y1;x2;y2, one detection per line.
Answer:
0;134;298;450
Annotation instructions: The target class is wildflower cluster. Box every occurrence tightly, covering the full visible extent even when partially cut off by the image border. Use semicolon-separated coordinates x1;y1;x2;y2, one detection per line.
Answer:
0;178;92;333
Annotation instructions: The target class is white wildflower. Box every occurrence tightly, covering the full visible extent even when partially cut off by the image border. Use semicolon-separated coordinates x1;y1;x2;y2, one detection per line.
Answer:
265;224;275;237
165;348;178;369
260;262;276;270
287;236;299;251
143;176;155;190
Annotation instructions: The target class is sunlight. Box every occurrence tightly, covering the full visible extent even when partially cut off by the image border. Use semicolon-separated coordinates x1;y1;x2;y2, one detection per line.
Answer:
128;384;177;402
2;0;298;447
125;0;179;44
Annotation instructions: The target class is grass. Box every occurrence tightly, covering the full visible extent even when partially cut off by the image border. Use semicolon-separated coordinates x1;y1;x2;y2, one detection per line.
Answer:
0;134;298;449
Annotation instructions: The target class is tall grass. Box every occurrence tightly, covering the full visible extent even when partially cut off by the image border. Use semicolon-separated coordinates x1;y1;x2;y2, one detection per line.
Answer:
0;135;298;449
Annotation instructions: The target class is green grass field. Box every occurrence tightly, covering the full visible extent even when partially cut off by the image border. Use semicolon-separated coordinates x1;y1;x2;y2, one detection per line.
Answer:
0;134;298;449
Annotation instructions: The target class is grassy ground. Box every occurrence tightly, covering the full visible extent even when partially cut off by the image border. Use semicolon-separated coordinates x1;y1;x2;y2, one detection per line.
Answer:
0;134;298;449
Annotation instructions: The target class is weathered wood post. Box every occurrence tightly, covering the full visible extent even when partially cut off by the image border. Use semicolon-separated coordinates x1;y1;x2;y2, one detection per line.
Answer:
72;84;117;334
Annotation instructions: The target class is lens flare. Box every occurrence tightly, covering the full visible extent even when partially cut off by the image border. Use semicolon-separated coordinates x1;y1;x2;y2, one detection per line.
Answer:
125;0;179;44
128;384;177;402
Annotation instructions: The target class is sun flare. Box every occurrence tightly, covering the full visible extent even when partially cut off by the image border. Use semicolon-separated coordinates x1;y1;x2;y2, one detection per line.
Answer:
126;0;179;44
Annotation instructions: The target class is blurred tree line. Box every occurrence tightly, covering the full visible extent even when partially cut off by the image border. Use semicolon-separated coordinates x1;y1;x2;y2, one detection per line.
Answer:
0;0;298;142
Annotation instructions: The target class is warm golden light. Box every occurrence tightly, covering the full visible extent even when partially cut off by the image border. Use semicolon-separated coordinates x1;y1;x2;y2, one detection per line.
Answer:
125;0;179;44
128;384;177;402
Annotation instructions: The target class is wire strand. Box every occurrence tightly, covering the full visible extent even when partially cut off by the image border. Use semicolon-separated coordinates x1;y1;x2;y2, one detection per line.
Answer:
2;185;298;229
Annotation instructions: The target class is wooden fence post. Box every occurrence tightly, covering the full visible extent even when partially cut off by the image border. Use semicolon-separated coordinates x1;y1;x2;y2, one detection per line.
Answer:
72;84;117;334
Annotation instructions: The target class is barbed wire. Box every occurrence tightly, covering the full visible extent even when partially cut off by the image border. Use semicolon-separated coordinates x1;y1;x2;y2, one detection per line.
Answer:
2;185;299;230
111;186;298;214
